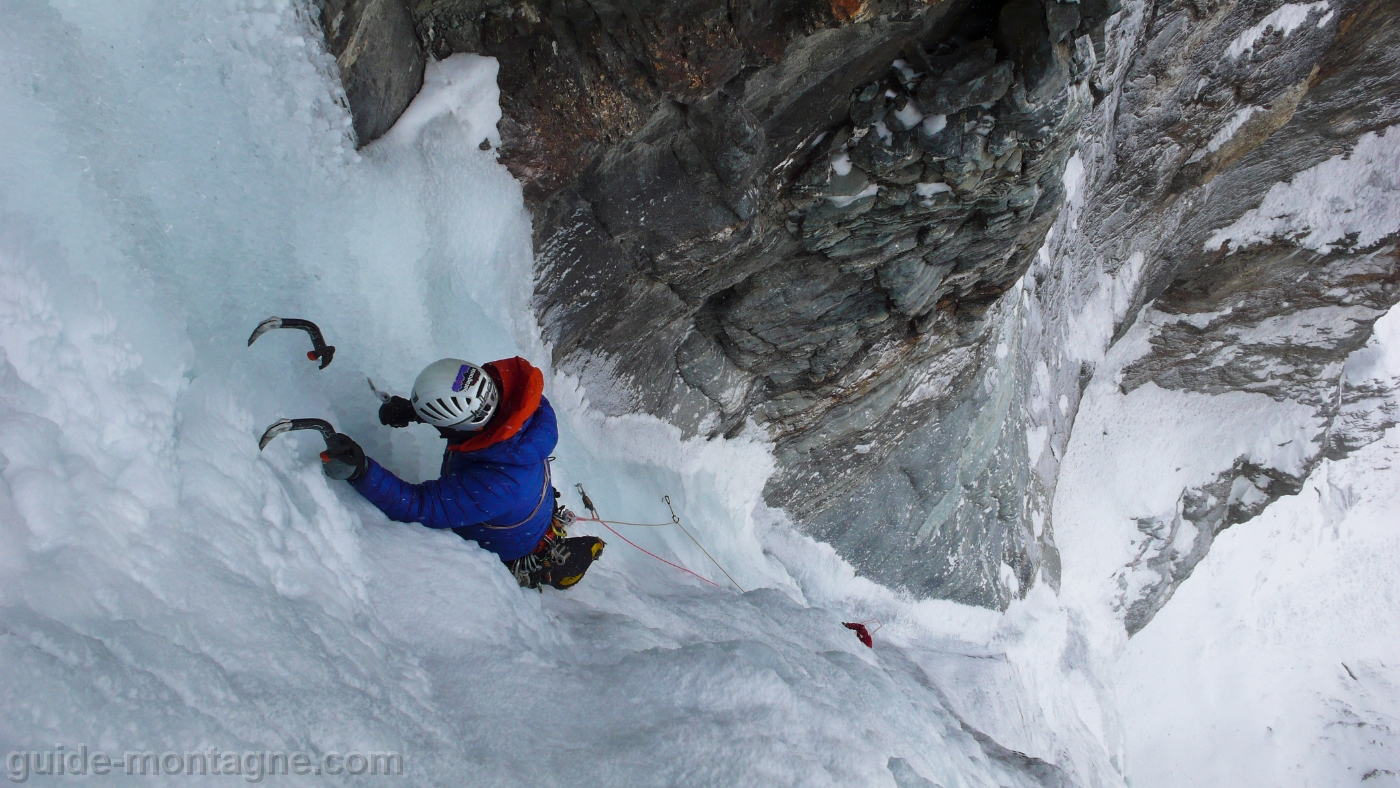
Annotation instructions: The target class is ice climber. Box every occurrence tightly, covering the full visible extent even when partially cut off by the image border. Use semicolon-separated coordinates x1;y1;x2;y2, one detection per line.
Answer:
318;356;604;589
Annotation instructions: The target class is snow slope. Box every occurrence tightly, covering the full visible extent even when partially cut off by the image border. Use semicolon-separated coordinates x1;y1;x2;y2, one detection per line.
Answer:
1118;423;1400;787
0;2;1121;785
1054;311;1400;783
1053;218;1400;785
1108;308;1400;787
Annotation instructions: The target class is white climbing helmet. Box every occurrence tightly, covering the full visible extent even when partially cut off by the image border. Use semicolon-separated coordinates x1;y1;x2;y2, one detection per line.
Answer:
410;358;500;430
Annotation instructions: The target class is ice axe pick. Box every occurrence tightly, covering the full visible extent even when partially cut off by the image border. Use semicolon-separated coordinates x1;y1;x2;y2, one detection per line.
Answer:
258;418;339;451
247;317;336;369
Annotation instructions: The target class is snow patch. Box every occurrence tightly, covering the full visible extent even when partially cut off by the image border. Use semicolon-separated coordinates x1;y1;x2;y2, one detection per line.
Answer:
891;101;923;130
1064;252;1147;364
1027;424;1049;468
1186;105;1260;163
380;55;502;149
830;151;853;177
1225;1;1330;59
915;181;953;197
827;183;879;207
1208;126;1400;254
891;59;920;85
1063;152;1085;207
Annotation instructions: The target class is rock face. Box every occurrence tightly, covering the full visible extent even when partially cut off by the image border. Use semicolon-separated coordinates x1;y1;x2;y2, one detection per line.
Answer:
1112;240;1398;633
1020;0;1400;628
316;0;425;145
394;0;1114;605
323;0;1400;613
811;0;1399;613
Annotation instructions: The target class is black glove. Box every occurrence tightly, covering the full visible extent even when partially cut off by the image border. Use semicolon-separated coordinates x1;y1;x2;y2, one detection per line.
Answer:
378;396;420;428
321;433;367;481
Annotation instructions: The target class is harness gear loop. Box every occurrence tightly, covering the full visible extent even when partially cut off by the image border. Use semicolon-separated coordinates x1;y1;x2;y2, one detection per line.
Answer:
504;506;605;589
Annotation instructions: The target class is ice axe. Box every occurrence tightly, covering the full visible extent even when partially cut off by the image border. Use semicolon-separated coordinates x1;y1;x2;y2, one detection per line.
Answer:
247;317;336;369
258;417;338;451
366;377;392;403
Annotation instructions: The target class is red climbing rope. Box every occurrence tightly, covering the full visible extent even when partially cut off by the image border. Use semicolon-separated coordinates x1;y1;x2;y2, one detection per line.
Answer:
580;515;721;588
572;485;883;649
572;483;742;590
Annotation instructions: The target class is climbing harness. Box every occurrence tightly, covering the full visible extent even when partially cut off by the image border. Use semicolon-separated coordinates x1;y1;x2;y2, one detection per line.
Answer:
505;504;605;590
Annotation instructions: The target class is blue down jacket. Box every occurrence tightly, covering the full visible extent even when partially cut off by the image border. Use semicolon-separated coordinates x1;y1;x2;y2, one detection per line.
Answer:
350;398;558;561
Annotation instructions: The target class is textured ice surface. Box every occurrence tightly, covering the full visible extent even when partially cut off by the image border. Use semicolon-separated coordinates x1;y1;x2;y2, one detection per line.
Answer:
381;55;502;149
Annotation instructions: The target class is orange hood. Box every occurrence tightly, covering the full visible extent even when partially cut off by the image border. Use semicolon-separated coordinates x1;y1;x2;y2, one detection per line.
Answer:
446;357;545;454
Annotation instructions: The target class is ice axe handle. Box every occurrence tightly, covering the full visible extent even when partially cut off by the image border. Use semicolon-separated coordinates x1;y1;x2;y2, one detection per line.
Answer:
367;377;392;403
247;317;336;369
258;417;339;451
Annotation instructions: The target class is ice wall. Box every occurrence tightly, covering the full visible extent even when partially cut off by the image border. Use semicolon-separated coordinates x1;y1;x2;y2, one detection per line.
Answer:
0;1;1122;785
